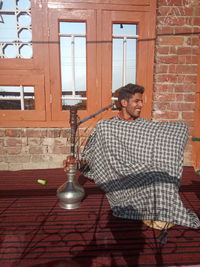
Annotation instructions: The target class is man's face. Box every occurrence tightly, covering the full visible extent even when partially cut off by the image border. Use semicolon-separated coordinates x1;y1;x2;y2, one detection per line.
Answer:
121;93;143;119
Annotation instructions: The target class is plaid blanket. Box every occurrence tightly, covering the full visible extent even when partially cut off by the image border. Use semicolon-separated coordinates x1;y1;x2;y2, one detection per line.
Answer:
81;117;200;228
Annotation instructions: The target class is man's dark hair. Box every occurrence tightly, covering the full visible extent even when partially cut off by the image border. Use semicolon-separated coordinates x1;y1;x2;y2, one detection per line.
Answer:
114;83;144;109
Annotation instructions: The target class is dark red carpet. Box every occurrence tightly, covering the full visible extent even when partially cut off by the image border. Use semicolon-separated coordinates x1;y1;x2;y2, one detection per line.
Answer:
0;167;200;267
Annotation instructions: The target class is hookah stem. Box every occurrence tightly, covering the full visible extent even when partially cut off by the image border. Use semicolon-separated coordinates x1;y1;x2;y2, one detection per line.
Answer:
78;104;113;125
69;103;113;159
69;106;78;158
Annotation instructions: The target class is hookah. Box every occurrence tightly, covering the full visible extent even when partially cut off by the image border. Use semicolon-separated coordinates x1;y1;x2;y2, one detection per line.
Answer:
57;104;113;209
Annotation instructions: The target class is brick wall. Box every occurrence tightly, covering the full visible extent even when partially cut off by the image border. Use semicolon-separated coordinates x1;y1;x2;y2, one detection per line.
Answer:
0;128;92;171
0;129;70;170
153;0;200;165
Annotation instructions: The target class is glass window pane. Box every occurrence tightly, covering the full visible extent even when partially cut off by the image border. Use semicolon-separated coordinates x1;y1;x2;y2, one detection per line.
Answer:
0;86;35;110
1;0;16;10
24;86;35;110
20;44;32;58
60;22;86;35
17;0;31;10
0;14;17;42
112;23;137;95
113;24;137;35
18;13;31;27
59;22;87;110
0;0;32;58
4;44;17;58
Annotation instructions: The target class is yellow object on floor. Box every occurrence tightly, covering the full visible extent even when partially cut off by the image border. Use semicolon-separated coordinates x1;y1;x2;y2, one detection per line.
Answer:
143;220;174;230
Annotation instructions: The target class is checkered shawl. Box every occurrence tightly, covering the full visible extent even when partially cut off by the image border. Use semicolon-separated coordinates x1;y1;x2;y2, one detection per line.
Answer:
81;117;200;228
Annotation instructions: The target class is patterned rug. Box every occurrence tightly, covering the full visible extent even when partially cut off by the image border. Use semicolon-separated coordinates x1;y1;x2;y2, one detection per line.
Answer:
0;167;200;267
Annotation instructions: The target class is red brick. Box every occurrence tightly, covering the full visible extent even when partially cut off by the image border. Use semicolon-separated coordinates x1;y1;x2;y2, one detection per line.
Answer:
194;17;200;26
0;130;5;137
60;129;71;138
182;111;195;119
156;46;170;55
187;37;199;46
174;26;193;35
185;17;193;25
195;7;200;16
155;64;168;73
157;55;179;64
158;15;185;26
6;139;22;147
182;7;193;16
158;7;173;16
27;129;47;138
154;84;174;92
153;111;179;120
5;129;21;137
6;155;30;163
184;94;196;102
0;147;5;155
153;102;171;110
158;6;193;16
193;27;200;34
178;55;186;64
177;47;193;55
28;138;42;145
168;64;176;73
154;93;184;102
176;64;197;73
175;83;196;92
29;146;45;154
192;47;199;55
177;75;197;83
158;36;184;45
155;74;177;83
47;129;61;138
157;26;174;35
157;0;182;5
53;146;70;154
186;56;198;64
7;147;22;155
172;0;186;5
170;46;178;54
170;102;195;111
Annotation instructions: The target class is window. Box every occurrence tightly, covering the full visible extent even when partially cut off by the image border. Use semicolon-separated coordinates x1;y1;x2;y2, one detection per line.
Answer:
59;21;87;109
49;9;99;122
112;23;138;102
101;9;155;119
0;85;35;110
0;74;45;123
112;24;137;90
0;0;45;126
0;1;156;127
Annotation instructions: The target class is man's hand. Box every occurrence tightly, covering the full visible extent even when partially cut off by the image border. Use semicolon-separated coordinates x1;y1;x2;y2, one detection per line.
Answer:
63;156;77;172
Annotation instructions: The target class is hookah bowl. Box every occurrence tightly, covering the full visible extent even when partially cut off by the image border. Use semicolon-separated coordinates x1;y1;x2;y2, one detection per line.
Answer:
57;164;85;209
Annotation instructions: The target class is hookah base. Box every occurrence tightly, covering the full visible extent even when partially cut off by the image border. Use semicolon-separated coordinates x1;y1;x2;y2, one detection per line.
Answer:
58;201;81;210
